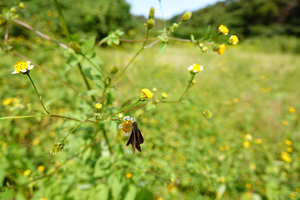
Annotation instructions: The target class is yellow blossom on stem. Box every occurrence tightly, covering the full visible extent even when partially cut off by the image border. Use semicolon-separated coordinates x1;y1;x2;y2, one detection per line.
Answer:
218;25;229;35
23;169;31;177
282;120;289;126
12;60;34;74
285;140;292;146
95;103;102;110
281;151;292;163
229;35;239;45
243;141;250;148
2;98;12;106
118;116;135;136
125;172;132;179
161;92;168;99
37;165;45;172
167;183;174;190
187;63;203;73
218;44;226;55
140;88;153;101
288;106;296;114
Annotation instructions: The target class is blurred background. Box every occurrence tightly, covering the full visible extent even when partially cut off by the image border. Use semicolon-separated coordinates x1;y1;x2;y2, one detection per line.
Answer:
0;0;300;199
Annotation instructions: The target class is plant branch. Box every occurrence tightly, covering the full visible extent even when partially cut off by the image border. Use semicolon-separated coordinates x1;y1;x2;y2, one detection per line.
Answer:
4;19;10;45
13;19;68;49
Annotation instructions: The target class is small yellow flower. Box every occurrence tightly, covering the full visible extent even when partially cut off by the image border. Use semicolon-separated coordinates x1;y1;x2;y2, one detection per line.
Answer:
125;172;132;179
95;103;102;110
288;107;296;114
140;88;153;101
12;60;34;74
161;92;168;99
218;44;226;55
118;116;135;136
2;98;12;106
19;2;25;8
32;138;40;146
225;145;230;151
218;25;229;35
37;165;45;172
260;74;266;80
256;138;262;144
156;197;164;200
167;183;174;190
23;169;31;177
281;151;292;163
286;147;293;153
229;35;239;44
226;100;232;105
187;63;203;73
290;194;296;199
243;141;250;148
218;146;224;151
282;120;289;126
250;163;256;170
285;140;292;146
39;198;47;200
295;188;300;193
245;183;251;189
233;98;239;103
220;176;226;183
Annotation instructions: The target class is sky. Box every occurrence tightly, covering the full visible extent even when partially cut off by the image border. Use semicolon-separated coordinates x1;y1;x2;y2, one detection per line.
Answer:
125;0;224;19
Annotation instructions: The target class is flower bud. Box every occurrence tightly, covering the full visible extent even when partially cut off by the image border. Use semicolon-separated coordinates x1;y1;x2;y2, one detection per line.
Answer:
229;35;239;45
49;142;64;155
152;87;157;93
111;66;118;74
202;47;208;53
182;12;192;22
139;88;153;101
10;7;16;13
203;109;213;118
118;113;124;119
161;92;168;99
192;80;196;85
173;23;178;29
149;7;155;19
69;41;81;54
145;19;155;29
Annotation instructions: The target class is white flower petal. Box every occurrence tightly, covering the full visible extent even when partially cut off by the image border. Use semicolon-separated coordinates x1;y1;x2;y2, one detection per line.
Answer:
131;117;135;122
118;124;123;129
26;61;31;64
12;70;19;74
28;65;34;70
187;66;193;71
124;132;130;136
200;65;203;71
123;116;130;121
20;69;27;73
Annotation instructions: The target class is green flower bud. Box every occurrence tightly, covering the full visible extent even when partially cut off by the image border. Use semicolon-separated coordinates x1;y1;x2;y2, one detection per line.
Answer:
145;19;155;29
10;7;16;13
69;41;81;54
182;12;192;22
152;87;157;93
173;23;178;29
118;113;124;119
111;66;119;74
149;7;155;19
203;109;213;118
95;103;102;110
19;2;25;8
49;141;64;155
192;80;196;85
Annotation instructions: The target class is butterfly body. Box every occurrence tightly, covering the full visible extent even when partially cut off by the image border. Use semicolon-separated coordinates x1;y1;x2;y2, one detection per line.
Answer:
126;121;144;153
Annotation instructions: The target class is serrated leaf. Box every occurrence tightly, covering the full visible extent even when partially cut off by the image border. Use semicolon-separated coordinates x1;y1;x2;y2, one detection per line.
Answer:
158;42;167;57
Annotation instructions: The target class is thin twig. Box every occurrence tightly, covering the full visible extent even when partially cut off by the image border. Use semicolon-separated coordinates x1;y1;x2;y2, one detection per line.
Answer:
13;19;68;49
4;20;10;45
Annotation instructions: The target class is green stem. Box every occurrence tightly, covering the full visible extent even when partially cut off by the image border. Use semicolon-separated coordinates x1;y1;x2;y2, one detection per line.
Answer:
78;63;96;102
158;0;166;30
180;73;196;101
81;53;102;74
110;28;150;85
62;122;84;142
103;129;112;155
26;73;49;115
0;115;46;120
53;0;71;42
108;100;140;118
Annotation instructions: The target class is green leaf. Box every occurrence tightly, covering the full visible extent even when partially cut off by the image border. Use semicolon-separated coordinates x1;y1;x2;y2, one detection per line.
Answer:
158;42;167;57
81;89;100;96
94;184;109;199
82;147;92;163
124;184;137;200
112;37;120;45
215;184;226;200
107;39;112;46
157;35;166;42
70;33;80;42
201;25;211;40
99;36;108;46
107;88;116;105
191;34;195;42
108;174;125;200
82;35;96;56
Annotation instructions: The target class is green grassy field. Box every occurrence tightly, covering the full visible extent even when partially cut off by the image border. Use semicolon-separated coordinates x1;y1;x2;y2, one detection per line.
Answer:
1;37;300;200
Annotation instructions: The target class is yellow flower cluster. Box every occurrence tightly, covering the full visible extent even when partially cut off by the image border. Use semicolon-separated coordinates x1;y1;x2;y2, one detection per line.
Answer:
218;25;229;35
281;151;292;163
12;60;34;74
187;63;203;73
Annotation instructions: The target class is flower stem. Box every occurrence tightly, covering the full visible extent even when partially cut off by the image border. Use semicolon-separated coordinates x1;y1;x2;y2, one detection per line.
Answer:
78;63;96;102
108;100;140;118
102;128;112;155
53;0;71;42
110;28;150;85
26;73;49;115
61;122;84;142
180;73;196;101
